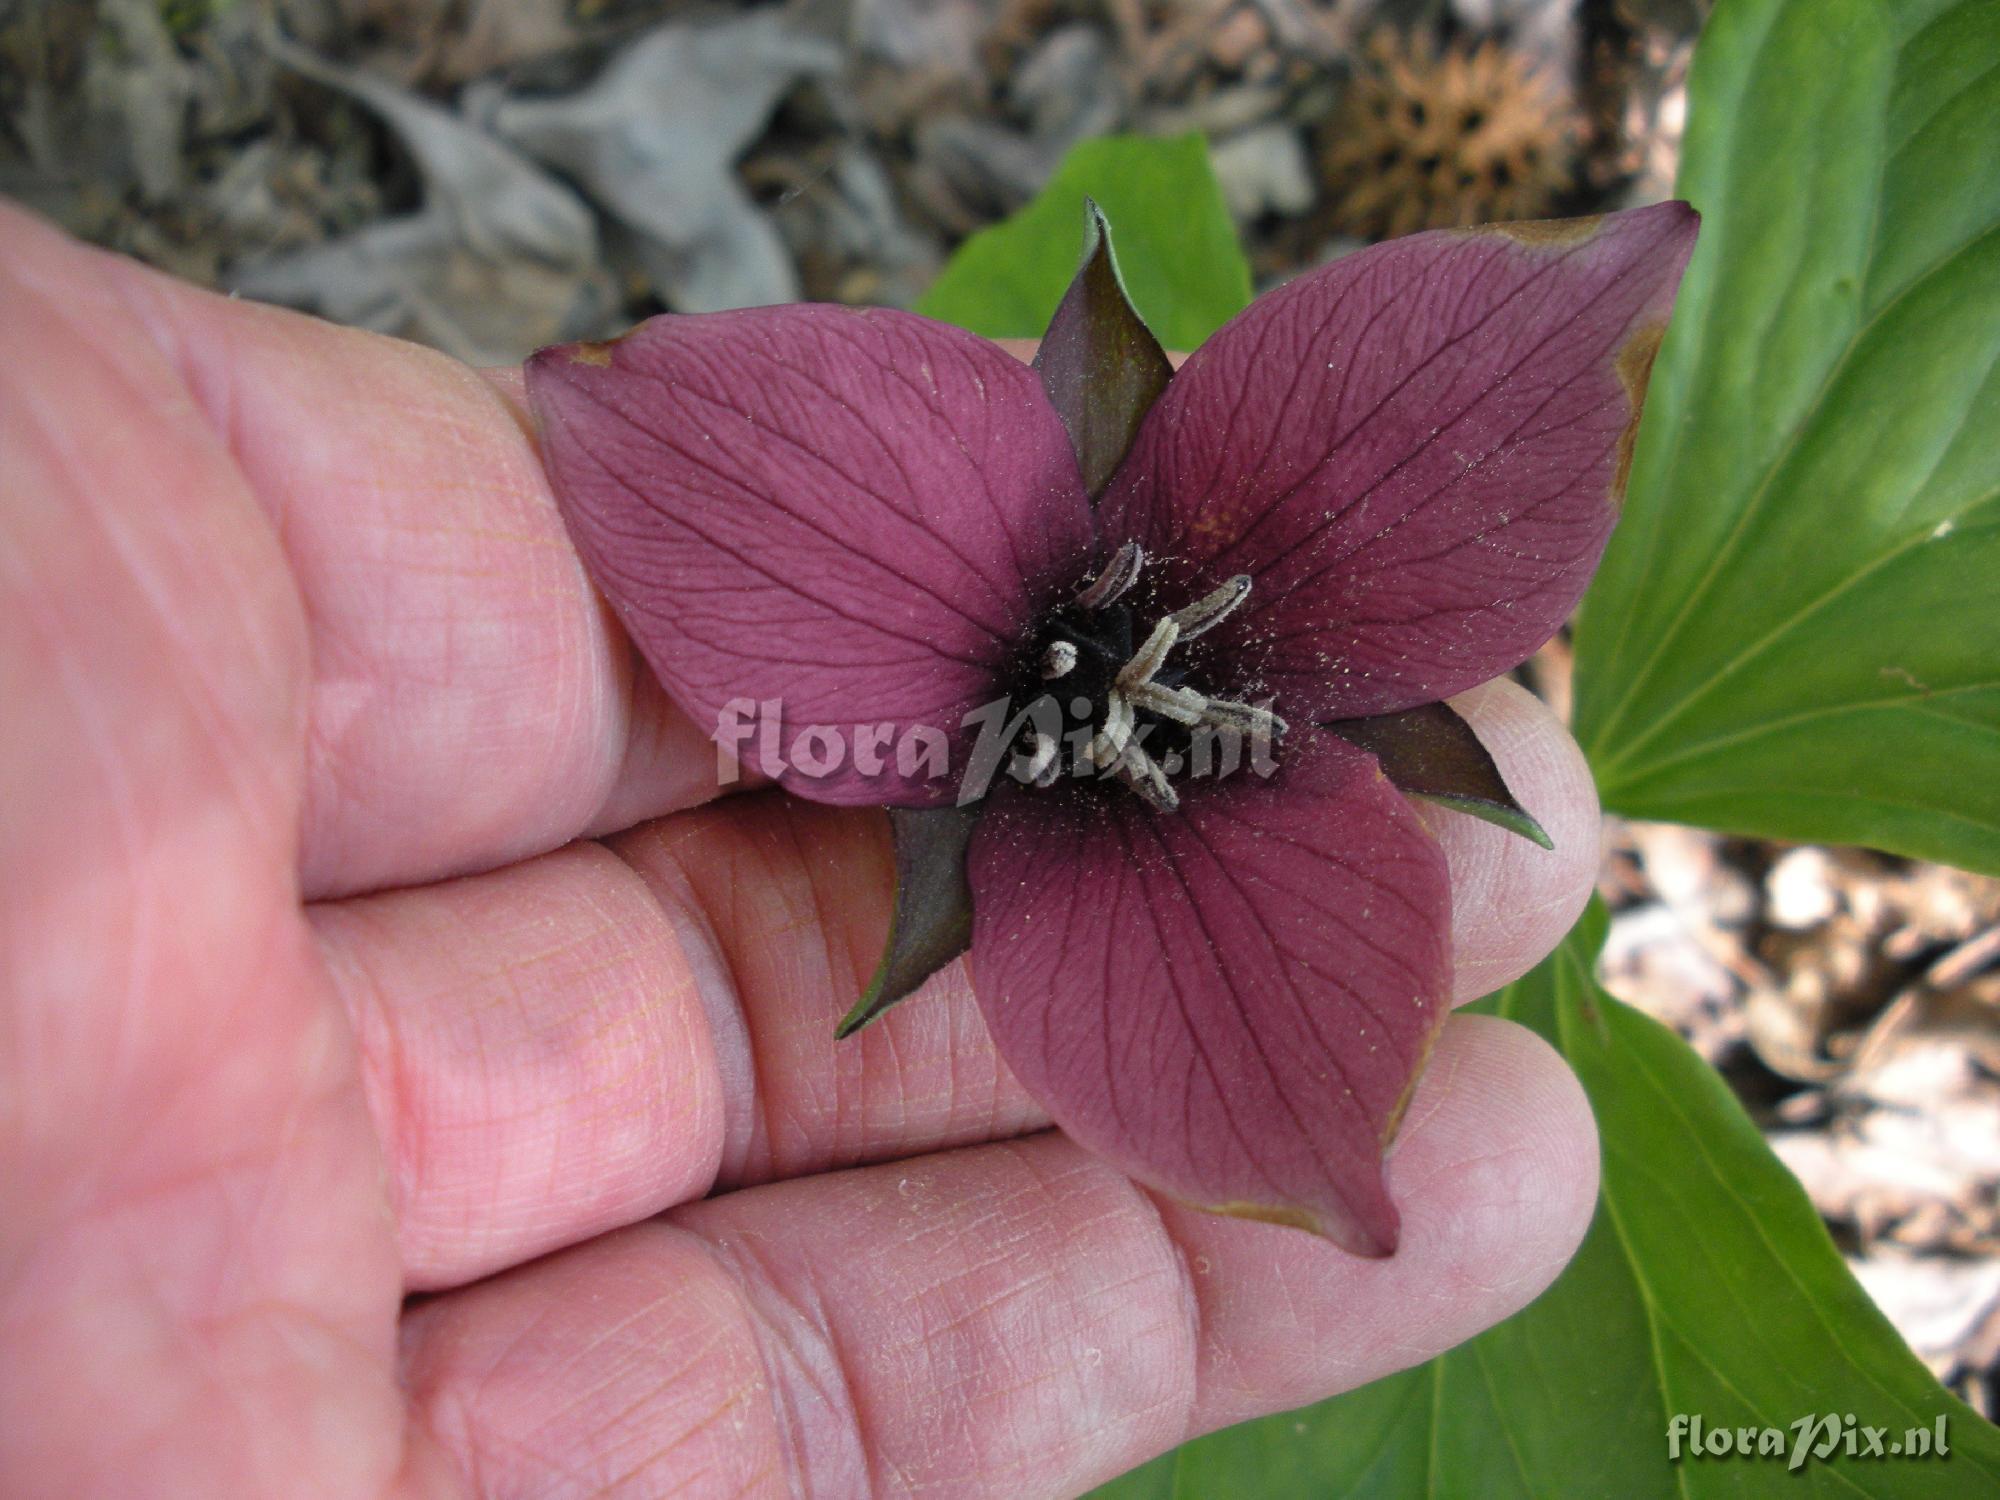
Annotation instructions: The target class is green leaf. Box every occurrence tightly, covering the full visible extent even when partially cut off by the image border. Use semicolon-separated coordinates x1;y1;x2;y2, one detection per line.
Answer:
1571;0;2000;871
835;806;978;1039
917;134;1252;352
1086;1449;1178;1500
1091;904;2000;1497
1033;200;1176;499
1325;701;1553;850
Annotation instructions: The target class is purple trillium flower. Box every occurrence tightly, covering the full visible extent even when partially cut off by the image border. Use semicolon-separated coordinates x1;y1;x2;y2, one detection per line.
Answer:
526;201;1697;1256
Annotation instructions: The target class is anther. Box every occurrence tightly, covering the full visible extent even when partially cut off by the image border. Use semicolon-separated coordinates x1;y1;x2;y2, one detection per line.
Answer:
1112;742;1179;811
1019;732;1061;787
1115;617;1179;693
1197;699;1289;740
1041;640;1078;680
1169;574;1252;639
1084;693;1135;768
1127;680;1208;726
1074;540;1144;611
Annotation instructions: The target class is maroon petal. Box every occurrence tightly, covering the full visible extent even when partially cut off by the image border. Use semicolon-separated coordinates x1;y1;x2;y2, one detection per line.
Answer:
527;306;1094;807
1099;203;1697;719
967;730;1451;1255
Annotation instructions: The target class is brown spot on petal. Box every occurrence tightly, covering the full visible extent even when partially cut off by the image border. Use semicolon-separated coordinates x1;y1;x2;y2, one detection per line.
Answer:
1611;321;1668;507
568;341;615;368
1210;1200;1325;1236
1188;496;1245;551
1467;213;1605;246
1379;1004;1443;1147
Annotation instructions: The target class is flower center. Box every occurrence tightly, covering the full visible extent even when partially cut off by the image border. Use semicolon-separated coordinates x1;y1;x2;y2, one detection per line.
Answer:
1022;541;1286;810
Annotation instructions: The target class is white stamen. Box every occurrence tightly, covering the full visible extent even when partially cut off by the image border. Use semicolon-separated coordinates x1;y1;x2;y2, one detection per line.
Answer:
1169;575;1252;639
1113;741;1179;811
1074;540;1144;610
1115;617;1179;693
1084;692;1135;768
1035;552;1278;809
1197;698;1288;739
1128;680;1208;726
1019;732;1061;786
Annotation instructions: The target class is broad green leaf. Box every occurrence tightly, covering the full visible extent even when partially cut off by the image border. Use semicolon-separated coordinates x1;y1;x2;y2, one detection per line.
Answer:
1086;1450;1177;1500
1091;905;2000;1497
917;134;1251;351
1572;0;2000;871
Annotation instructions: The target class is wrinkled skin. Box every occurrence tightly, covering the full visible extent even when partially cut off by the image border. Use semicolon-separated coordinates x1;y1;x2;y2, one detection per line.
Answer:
1;203;1601;1499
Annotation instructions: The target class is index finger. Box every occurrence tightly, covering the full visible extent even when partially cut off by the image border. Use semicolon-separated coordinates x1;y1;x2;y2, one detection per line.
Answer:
8;203;720;898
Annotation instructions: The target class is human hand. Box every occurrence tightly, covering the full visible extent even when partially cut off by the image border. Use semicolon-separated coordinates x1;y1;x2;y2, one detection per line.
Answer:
0;201;1602;1499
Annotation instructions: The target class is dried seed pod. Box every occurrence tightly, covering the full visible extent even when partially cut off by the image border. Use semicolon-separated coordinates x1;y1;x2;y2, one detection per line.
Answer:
1321;31;1583;240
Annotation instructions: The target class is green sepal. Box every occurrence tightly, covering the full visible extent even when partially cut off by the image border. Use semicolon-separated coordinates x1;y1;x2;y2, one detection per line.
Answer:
1032;200;1176;501
1325;700;1554;850
835;805;982;1039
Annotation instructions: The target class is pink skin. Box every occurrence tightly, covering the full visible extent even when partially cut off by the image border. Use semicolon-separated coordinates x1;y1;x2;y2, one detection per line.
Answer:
0;201;1598;1499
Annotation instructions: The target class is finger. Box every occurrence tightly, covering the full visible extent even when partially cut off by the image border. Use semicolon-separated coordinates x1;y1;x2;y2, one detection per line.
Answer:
312;799;1033;1290
0;201;410;1490
315;690;1595;1289
1160;1015;1598;1430
397;1014;1597;1499
312;842;726;1293
1432;677;1601;1004
0;204;725;901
